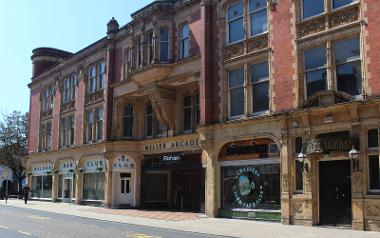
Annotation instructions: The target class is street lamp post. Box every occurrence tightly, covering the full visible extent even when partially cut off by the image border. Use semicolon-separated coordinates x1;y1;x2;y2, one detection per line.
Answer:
349;146;360;171
297;149;310;172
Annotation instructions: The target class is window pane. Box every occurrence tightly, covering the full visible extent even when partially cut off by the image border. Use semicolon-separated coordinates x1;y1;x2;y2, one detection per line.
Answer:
146;115;152;137
334;37;360;64
251;62;268;82
306;69;327;97
160;42;169;62
123;117;133;138
252;81;269;113
228;2;243;20
182;38;189;58
230;87;244;116
295;161;303;191
160;29;168;41
183;96;192;107
229;18;244;43
295;137;303;154
229;69;244;88
124;106;133;117
336;61;361;96
333;0;354;9
368;129;379;148
251;9;267;36
249;0;266;11
304;46;326;70
369;155;380;190
302;0;324;19
184;108;192;131
181;24;189;38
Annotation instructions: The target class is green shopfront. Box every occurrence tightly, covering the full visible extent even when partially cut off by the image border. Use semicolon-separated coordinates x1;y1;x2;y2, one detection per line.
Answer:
219;139;281;221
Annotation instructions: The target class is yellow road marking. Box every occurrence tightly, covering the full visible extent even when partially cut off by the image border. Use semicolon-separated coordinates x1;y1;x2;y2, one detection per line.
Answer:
18;231;32;236
0;225;8;229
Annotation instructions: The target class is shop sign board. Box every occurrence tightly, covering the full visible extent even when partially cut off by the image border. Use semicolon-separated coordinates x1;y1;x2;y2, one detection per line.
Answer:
32;163;53;175
59;161;76;173
162;154;181;162
306;132;358;154
84;159;105;172
113;156;135;170
144;139;200;152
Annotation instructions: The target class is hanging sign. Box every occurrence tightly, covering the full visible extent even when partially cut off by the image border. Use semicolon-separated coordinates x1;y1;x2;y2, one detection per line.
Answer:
84;159;105;172
113;156;135;170
32;163;53;175
59;161;77;173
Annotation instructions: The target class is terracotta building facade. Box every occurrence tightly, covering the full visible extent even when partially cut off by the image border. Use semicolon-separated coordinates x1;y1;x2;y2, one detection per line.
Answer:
27;0;380;231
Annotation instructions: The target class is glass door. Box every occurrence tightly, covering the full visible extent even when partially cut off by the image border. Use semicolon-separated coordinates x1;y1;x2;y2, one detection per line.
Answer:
63;178;73;203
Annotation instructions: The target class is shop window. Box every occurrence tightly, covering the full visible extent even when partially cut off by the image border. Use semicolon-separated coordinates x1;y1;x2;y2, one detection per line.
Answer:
62;73;76;103
60;115;75;147
249;0;267;36
123;105;134;138
180;24;190;59
144;173;168;202
251;62;269;114
227;1;244;44
334;37;361;96
83;172;105;200
160;29;169;63
222;164;280;210
41;84;54;112
295;137;303;192
183;95;192;132
304;46;327;98
39;121;52;151
333;0;356;9
302;0;324;19
369;155;380;191
147;32;154;64
31;175;52;198
368;129;379;148
87;61;105;94
145;105;153;137
229;69;245;118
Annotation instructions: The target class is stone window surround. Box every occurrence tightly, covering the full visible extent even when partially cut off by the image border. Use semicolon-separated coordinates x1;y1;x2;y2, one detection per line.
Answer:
296;29;363;105
86;60;106;94
84;104;104;144
59;113;75;148
222;52;271;120
223;0;269;46
39;120;52;152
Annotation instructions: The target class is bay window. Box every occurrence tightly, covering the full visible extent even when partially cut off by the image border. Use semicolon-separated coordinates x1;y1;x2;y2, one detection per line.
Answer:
145;105;153;138
227;1;244;44
136;37;143;68
160;29;169;62
180;24;190;59
249;0;267;36
123;105;134;138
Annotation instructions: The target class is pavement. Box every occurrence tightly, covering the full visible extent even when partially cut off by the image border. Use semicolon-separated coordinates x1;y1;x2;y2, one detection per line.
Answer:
1;199;380;238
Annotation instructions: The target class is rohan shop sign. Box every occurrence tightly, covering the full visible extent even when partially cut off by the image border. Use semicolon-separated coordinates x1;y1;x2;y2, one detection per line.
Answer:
144;139;200;152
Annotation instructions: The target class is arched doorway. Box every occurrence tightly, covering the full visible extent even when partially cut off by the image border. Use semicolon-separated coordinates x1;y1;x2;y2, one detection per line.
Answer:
112;155;136;208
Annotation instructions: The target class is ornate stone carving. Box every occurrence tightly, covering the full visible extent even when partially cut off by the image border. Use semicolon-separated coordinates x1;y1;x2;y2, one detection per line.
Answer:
297;15;326;38
352;172;361;193
367;204;380;217
282;174;289;193
85;90;104;105
329;4;359;29
147;87;176;132
225;41;244;60
40;108;53;120
305;173;312;193
301;90;353;109
292;203;303;218
60;100;76;113
247;34;269;53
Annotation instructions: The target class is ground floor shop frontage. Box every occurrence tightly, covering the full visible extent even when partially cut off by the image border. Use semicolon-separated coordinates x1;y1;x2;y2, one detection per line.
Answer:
26;100;380;231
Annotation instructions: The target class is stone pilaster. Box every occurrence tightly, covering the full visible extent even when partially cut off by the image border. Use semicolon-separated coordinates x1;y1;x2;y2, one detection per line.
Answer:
104;158;113;208
51;174;58;202
75;172;82;205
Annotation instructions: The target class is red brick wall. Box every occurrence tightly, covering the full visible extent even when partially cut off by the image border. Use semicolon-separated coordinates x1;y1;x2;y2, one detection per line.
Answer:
271;1;296;112
363;0;380;96
190;8;201;56
28;86;41;154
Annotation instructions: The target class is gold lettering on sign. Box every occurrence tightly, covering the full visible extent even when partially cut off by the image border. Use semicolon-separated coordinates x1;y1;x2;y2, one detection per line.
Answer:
144;139;200;152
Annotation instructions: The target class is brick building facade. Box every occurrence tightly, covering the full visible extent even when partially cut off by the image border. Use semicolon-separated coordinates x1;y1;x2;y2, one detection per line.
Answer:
27;0;380;231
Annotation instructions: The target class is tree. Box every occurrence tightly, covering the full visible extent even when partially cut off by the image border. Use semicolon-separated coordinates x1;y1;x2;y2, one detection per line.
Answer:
0;111;28;196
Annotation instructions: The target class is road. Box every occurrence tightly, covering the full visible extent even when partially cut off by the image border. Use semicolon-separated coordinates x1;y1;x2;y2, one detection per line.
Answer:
0;205;231;238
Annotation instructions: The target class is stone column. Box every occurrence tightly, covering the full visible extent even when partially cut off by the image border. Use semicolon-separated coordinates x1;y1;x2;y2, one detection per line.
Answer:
202;143;218;217
134;155;142;208
51;174;58;202
104;158;113;208
75;172;82;205
280;131;291;225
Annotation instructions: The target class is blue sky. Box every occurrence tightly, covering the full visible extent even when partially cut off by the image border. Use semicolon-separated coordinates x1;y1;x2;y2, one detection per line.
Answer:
0;0;153;115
